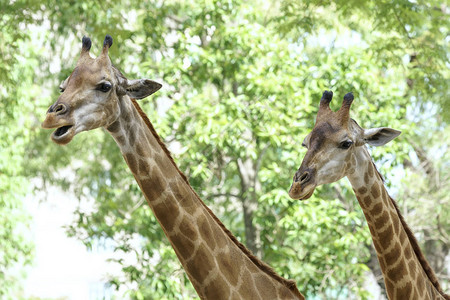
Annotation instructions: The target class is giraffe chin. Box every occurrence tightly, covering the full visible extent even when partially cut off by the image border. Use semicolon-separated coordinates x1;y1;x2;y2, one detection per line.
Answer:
51;125;75;145
288;182;316;200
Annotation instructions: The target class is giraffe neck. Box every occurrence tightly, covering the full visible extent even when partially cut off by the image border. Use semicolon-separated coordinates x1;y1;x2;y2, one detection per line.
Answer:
106;96;303;300
347;148;447;300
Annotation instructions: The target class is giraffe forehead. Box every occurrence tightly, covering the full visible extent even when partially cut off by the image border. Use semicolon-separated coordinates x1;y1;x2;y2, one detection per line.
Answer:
67;64;111;87
309;122;346;147
311;122;338;137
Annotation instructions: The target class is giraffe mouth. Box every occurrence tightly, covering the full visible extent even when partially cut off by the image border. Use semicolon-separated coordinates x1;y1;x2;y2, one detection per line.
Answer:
299;188;315;200
55;125;73;137
51;125;75;144
288;182;316;200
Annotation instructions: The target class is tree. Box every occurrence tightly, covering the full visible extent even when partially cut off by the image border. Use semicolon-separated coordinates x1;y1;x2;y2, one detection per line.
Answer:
1;0;447;298
0;1;42;297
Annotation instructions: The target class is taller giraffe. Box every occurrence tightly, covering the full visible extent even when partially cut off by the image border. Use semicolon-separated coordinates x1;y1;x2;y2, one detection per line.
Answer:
288;91;449;299
42;35;304;299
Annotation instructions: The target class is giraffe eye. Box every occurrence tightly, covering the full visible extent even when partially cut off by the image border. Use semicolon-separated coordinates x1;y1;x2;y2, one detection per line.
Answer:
97;82;112;92
339;140;353;149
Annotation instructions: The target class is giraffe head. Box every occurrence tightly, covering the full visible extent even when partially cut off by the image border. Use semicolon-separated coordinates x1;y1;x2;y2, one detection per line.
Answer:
42;35;162;145
288;91;401;200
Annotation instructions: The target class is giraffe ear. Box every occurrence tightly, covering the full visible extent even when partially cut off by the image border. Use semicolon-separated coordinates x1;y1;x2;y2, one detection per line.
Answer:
363;127;401;147
124;79;162;99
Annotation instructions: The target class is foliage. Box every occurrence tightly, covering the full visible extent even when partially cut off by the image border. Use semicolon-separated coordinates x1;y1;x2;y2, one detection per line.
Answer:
0;0;448;299
0;2;41;297
397;122;450;292
277;0;450;121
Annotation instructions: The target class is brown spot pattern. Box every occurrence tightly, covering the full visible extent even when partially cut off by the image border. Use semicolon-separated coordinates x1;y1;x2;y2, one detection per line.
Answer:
186;244;216;283
404;245;412;260
140;168;167;200
254;274;277;299
138;158;151;175
170;180;197;214
358;187;368;194
397;282;412;299
367;162;374;177
385;281;395;300
239;271;259;298
347;167;355;175
417;276;425;294
198;216;217;251
230;291;240;300
107;120;120;132
153;199;180;233
378;224;394;245
378;256;387;272
125;153;138;174
384;243;401;266
129;127;137;145
135;143;146;156
391;211;400;234
399;227;407;243
155;154;178;178
370;203;383;216
179;217;198;240
408;259;416;278
115;134;126;145
371;182;380;199
363;196;372;208
218;250;241;286
387;260;407;282
364;172;370;184
417;285;425;297
171;232;195;260
374;212;389;229
203;276;231;299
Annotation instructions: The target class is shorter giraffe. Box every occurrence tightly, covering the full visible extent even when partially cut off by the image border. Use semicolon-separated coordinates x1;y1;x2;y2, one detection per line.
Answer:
288;91;449;299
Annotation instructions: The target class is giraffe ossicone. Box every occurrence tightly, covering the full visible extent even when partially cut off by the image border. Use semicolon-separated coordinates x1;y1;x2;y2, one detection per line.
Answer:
43;35;304;299
289;91;449;300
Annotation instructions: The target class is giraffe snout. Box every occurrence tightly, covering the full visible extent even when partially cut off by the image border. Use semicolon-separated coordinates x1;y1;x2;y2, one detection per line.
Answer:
296;171;311;184
289;168;316;200
294;168;313;185
47;102;69;116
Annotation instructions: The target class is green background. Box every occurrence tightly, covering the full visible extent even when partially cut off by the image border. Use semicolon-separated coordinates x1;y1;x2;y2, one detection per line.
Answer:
1;0;448;299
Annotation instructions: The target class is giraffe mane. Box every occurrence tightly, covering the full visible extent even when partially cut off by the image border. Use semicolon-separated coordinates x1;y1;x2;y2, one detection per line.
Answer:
390;197;449;299
371;161;449;299
130;99;303;297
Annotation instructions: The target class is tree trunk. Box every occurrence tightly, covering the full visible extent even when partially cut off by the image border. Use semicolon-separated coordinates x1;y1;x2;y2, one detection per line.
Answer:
237;157;262;258
366;245;388;298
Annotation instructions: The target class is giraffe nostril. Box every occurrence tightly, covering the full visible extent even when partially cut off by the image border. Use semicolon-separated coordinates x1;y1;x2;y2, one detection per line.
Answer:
299;172;310;184
50;103;68;115
55;104;64;113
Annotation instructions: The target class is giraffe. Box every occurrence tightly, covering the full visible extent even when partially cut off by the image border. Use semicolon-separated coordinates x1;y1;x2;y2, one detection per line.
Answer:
288;91;449;300
42;35;304;300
